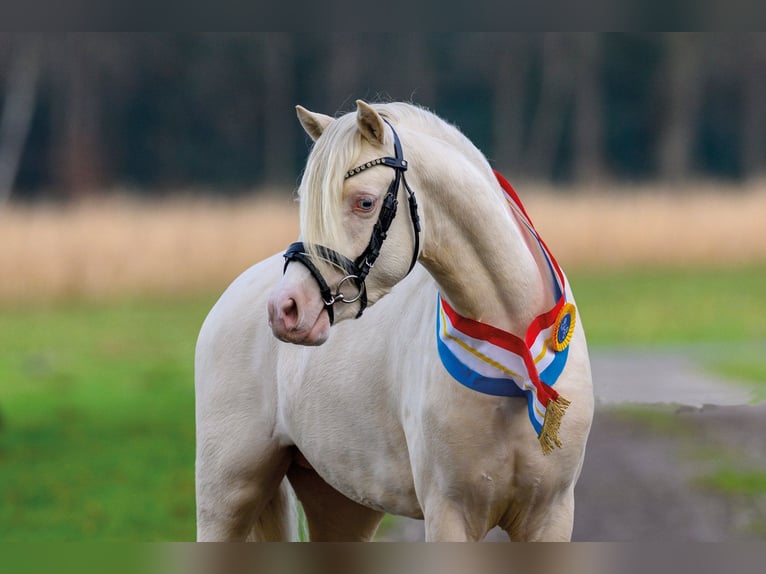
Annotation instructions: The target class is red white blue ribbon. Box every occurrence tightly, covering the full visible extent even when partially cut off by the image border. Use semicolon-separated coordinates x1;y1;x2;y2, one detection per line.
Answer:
436;171;575;453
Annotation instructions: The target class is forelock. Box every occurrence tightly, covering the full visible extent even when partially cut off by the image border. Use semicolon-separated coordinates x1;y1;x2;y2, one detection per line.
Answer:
299;113;362;254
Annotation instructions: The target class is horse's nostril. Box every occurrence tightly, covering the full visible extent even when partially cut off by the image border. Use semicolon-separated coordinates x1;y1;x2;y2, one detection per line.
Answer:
281;298;299;330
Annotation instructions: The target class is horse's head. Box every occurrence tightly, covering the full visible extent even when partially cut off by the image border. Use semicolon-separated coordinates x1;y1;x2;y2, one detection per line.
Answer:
268;100;421;345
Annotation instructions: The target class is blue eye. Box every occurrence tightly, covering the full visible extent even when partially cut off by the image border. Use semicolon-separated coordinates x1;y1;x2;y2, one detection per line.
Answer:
356;197;376;212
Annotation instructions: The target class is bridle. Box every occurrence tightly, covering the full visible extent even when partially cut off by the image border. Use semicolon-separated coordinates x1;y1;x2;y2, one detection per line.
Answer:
283;119;421;325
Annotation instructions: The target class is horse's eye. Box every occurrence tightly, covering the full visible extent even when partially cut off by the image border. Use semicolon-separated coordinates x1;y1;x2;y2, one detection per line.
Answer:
356;197;376;212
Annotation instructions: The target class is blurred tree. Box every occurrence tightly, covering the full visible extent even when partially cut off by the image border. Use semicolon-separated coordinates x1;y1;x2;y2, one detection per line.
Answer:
740;34;766;180
49;35;108;197
0;33;764;199
0;35;41;204
572;33;606;182
326;35;365;113
525;34;577;178
401;35;436;106
492;34;532;174
657;33;703;181
261;33;296;185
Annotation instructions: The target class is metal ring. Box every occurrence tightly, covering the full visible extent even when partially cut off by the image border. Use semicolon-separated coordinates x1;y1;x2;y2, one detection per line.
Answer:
333;275;365;304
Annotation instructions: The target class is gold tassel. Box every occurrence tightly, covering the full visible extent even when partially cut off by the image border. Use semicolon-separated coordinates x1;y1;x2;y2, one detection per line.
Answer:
538;395;572;455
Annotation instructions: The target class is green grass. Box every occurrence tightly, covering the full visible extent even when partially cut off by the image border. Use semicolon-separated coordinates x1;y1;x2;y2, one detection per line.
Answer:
698;469;766;496
707;347;766;402
0;265;764;540
0;296;216;541
569;265;766;345
609;405;687;435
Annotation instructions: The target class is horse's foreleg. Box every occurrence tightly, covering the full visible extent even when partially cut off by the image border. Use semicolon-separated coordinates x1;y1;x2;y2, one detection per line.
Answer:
503;487;575;542
196;426;293;541
422;499;487;542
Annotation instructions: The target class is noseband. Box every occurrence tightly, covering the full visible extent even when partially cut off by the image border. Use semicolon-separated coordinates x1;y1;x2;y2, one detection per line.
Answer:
283;119;421;325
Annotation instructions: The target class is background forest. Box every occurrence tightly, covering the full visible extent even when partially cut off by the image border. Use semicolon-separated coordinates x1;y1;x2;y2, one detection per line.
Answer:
2;32;766;203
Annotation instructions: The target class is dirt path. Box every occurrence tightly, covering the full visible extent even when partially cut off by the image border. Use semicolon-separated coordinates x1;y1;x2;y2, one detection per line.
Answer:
379;351;764;541
571;404;766;540
590;348;753;407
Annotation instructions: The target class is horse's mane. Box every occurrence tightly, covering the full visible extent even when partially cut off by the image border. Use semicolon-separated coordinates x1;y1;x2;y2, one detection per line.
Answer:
298;102;494;256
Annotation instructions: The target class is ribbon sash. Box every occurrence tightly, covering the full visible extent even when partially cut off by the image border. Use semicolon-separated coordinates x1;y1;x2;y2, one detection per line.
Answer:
435;171;575;454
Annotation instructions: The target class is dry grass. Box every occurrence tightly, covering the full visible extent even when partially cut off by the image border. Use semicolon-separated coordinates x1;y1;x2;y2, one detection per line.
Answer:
0;194;299;304
1;181;765;303
525;180;766;270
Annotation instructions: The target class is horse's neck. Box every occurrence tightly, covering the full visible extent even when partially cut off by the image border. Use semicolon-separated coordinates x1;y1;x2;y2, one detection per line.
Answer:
418;161;550;336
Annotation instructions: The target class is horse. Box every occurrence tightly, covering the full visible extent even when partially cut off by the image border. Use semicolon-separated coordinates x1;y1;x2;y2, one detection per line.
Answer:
195;100;594;541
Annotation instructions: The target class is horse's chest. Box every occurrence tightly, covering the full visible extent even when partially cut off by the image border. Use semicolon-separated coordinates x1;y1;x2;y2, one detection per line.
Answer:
279;371;421;516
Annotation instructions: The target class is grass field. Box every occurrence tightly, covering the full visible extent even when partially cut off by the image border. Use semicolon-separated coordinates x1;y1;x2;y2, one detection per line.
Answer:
1;188;764;540
0;297;212;540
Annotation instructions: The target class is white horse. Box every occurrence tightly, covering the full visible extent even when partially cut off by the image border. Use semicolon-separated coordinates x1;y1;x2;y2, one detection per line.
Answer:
195;101;594;541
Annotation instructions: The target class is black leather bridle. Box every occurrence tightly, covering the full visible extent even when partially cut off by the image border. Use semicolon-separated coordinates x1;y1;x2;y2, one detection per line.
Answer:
283;119;421;325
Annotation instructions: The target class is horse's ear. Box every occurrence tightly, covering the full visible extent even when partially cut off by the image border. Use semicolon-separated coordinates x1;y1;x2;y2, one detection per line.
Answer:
296;105;333;142
356;100;386;145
